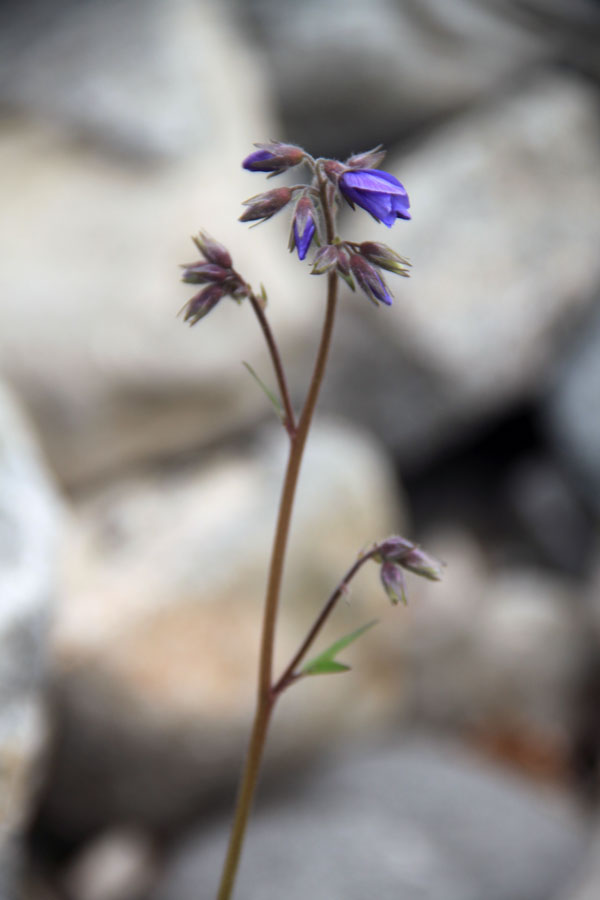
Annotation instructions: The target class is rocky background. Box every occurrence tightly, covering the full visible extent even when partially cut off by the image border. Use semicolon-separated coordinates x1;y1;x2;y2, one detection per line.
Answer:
1;0;600;898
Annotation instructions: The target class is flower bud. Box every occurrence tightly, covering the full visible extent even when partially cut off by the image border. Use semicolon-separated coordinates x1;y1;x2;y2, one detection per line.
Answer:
180;284;225;325
239;187;293;224
289;195;316;260
181;262;230;285
380;561;408;606
345;146;387;170
192;231;232;269
242;142;305;176
349;254;393;306
376;535;444;582
322;159;345;185
359;242;411;277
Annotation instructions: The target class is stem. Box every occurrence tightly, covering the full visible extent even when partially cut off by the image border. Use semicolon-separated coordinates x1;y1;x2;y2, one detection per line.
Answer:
247;290;296;436
273;549;378;695
216;273;338;900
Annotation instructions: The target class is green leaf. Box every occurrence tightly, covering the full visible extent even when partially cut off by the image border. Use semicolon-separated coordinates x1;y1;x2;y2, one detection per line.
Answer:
300;620;377;676
242;361;284;423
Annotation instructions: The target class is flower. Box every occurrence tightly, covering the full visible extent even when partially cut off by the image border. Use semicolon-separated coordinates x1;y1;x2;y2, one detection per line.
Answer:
349;254;393;306
339;169;410;227
242;142;305;176
380;561;408;605
359;242;411;277
290;196;316;260
375;536;444;582
239;187;293;224
192;231;232;269
180;284;226;325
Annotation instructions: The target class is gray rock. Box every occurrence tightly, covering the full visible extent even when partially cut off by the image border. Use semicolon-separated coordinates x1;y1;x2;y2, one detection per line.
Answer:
544;302;600;516
0;382;63;894
151;737;589;900
0;0;260;160
326;73;600;464
231;0;600;153
42;420;408;836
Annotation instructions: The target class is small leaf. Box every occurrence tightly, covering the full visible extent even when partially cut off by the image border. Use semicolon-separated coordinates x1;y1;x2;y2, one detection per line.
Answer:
301;620;377;676
242;362;284;423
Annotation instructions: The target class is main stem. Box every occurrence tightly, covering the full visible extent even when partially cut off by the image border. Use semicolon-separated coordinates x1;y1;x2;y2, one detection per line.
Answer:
216;273;338;900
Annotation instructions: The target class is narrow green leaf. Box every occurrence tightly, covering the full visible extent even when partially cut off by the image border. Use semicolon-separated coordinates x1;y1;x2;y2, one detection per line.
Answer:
301;620;377;676
242;361;284;423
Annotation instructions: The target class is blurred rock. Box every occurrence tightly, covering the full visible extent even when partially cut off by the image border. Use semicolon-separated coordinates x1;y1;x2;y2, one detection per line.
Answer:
61;829;157;900
0;0;262;161
564;822;600;900
544;301;600;516
39;420;410;836
327;73;600;464
0;0;322;487
232;0;600;154
150;736;588;900
0;382;63;893
402;529;590;758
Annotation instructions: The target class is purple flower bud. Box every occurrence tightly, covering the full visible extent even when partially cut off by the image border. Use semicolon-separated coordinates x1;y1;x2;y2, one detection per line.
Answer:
339;169;411;227
349;254;393;306
380;561;408;606
345;146;387;171
359;242;411;277
192;231;232;269
181;262;230;285
180;284;225;325
242;142;305;176
290;196;316;260
311;245;339;275
239;187;293;224
376;535;444;582
322;159;345;185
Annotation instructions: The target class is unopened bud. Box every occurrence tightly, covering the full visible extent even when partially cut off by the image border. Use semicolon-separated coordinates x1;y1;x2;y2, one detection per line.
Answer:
349;254;393;306
180;284;225;325
359;242;411;277
240;187;293;224
192;231;232;269
345;146;387;170
181;262;230;285
242;142;305;176
380;561;408;605
289;195;317;260
376;535;444;582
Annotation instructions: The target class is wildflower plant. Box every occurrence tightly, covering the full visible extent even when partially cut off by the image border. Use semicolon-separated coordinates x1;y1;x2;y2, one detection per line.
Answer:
179;141;442;899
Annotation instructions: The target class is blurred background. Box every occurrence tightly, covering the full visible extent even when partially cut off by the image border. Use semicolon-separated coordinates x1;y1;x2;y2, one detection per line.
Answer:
1;0;600;898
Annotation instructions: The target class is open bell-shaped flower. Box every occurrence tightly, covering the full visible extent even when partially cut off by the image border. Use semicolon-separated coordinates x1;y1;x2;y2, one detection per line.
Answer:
339;169;411;227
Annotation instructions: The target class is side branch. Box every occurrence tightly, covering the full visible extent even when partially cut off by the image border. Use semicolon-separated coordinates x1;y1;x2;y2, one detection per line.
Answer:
273;547;378;694
247;290;296;436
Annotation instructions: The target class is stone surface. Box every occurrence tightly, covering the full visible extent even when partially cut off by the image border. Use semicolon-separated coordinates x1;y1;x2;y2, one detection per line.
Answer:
0;382;63;896
544;301;600;516
232;0;600;154
39;420;410;836
150;736;588;900
402;529;590;755
0;0;322;487
325;73;600;465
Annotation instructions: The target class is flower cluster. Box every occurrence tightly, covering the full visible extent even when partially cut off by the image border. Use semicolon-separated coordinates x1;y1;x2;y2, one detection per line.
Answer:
239;141;411;308
373;536;444;605
180;141;413;324
179;232;248;325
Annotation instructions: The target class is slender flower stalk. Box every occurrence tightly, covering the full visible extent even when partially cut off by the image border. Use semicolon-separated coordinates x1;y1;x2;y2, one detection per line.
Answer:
177;141;440;900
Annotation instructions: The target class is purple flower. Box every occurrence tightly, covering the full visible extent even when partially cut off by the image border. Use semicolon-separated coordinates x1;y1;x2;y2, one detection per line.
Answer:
290;196;316;260
380;561;408;606
339;169;410;227
180;284;226;325
239;187;293;224
349;254;393;306
242;142;305;176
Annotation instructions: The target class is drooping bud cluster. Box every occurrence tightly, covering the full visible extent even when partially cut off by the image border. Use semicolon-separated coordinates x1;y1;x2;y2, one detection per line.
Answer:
373;535;443;605
179;142;413;328
237;141;412;309
179;232;247;325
